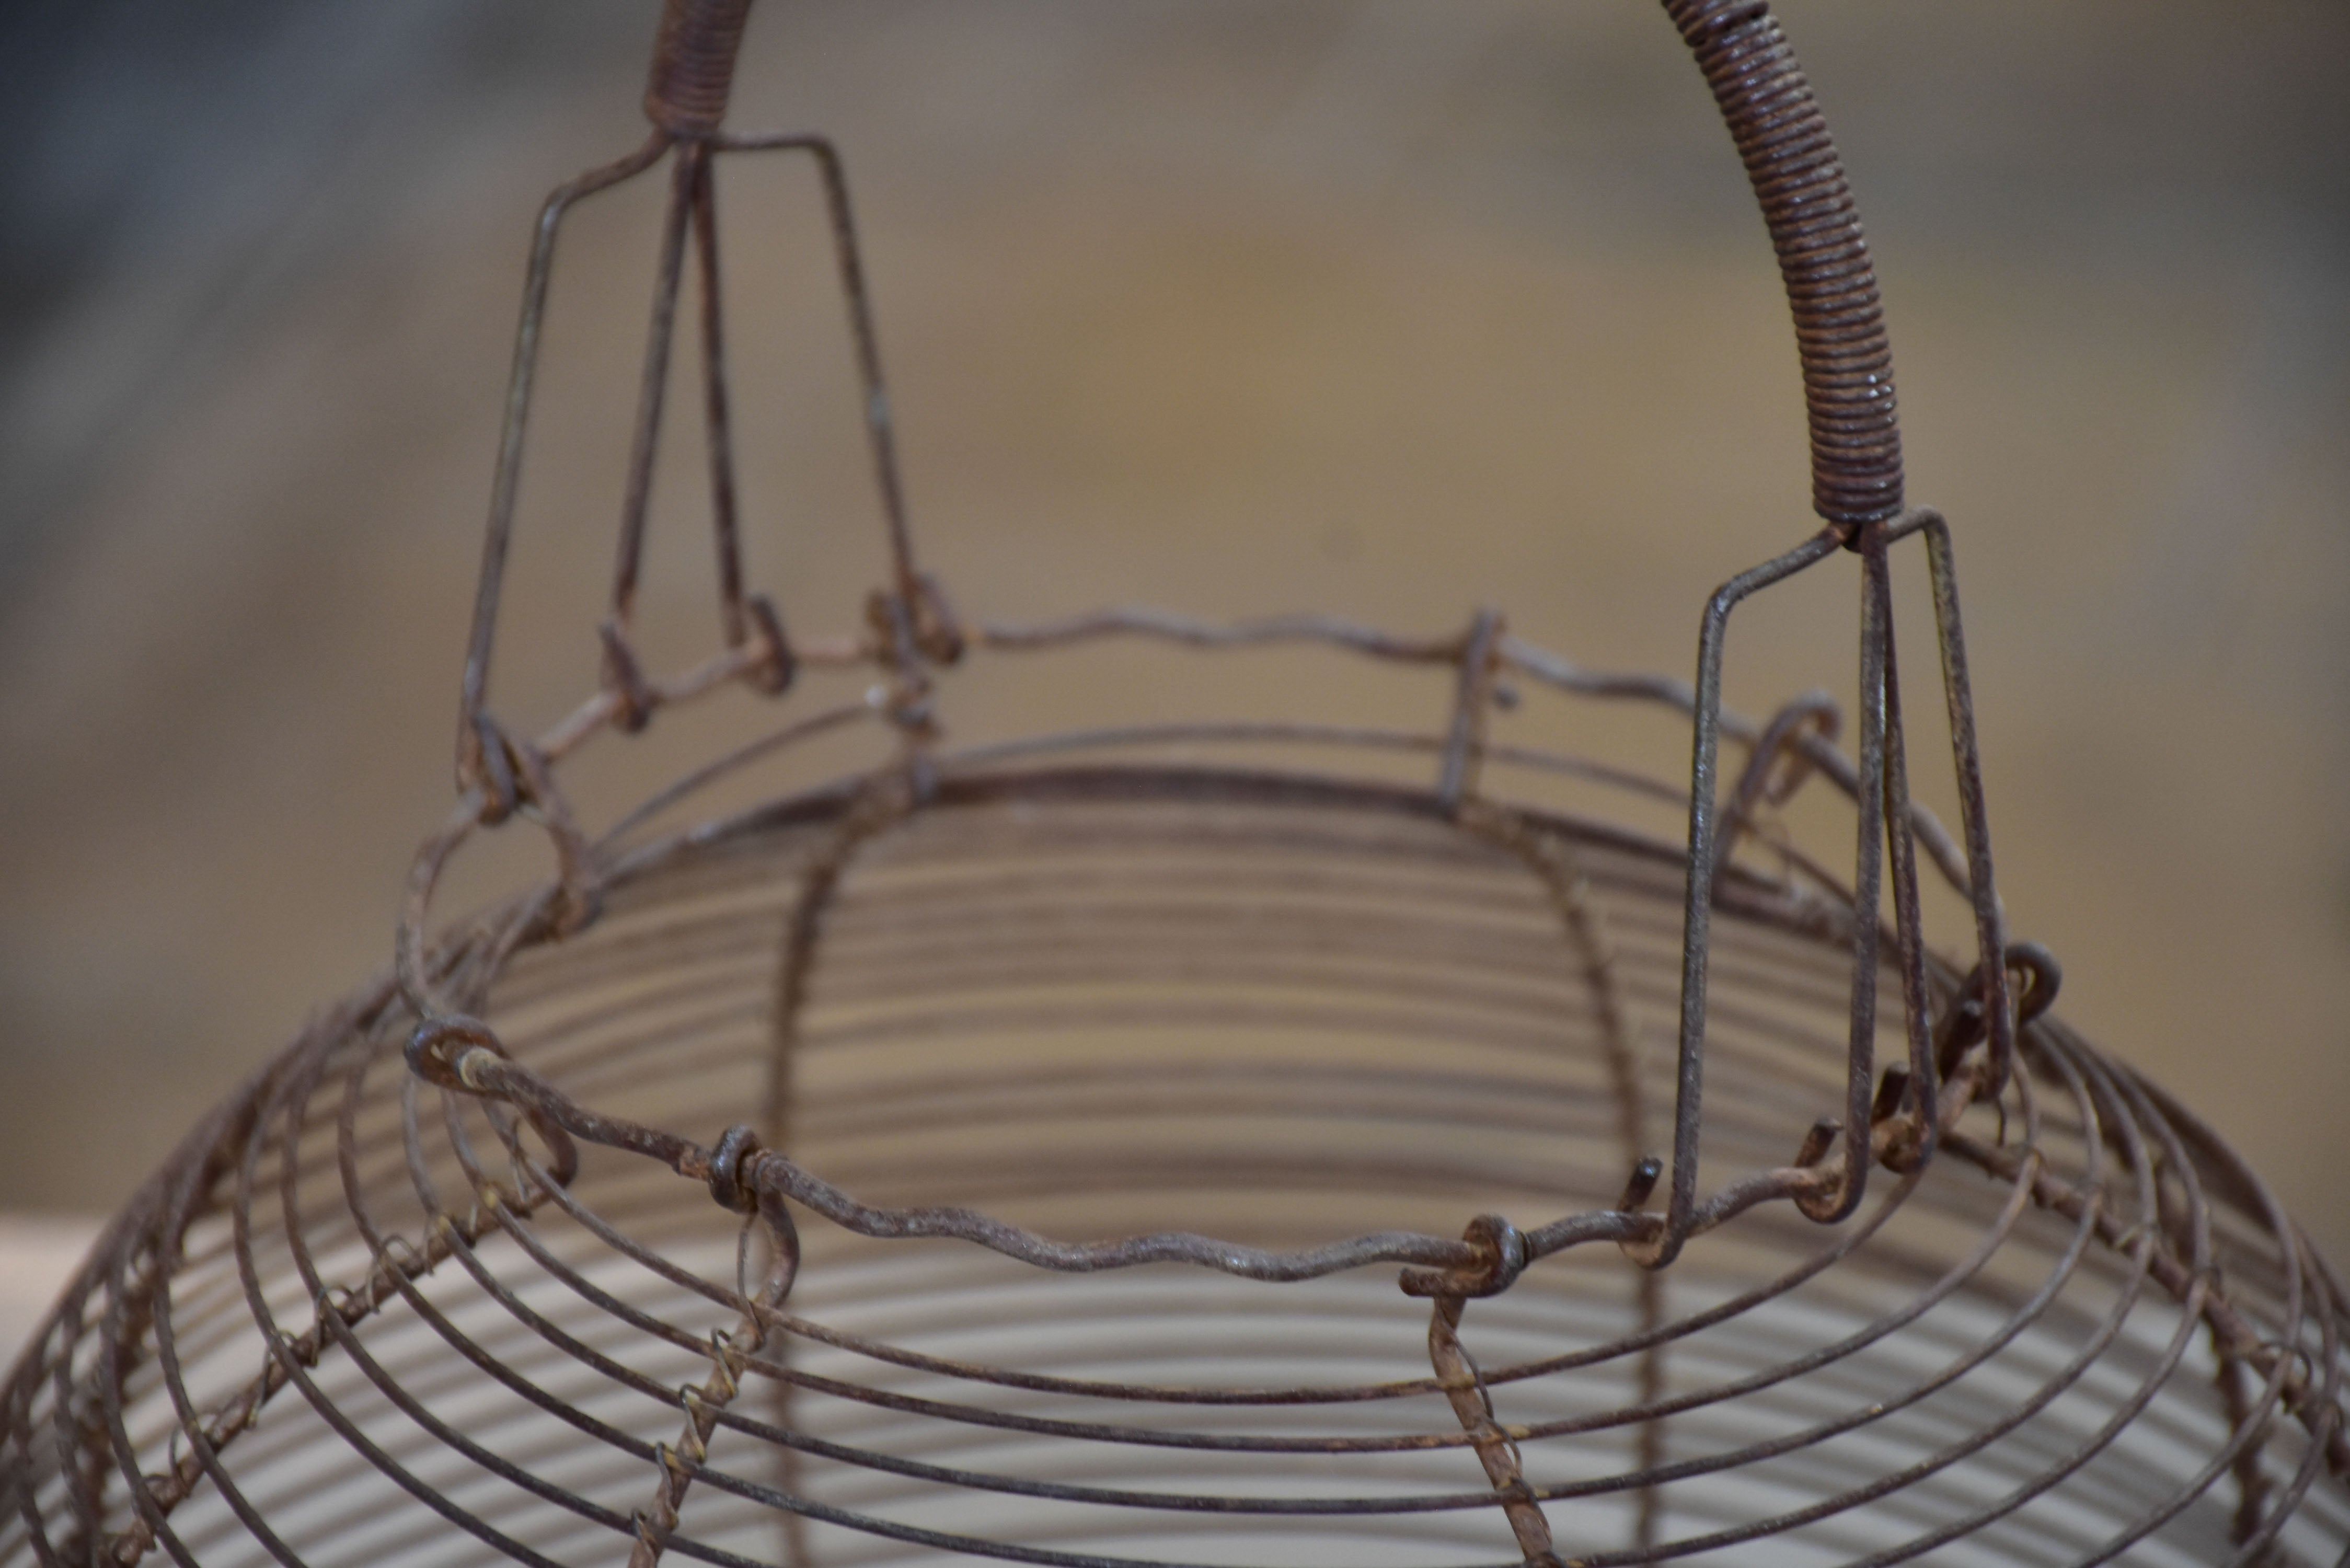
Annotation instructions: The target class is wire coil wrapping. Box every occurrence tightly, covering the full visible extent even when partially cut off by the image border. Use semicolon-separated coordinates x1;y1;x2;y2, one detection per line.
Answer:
644;0;754;138
1663;0;1903;526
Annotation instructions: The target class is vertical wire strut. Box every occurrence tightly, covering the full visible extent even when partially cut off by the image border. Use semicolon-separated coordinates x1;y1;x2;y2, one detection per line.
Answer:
1427;1296;1564;1566
717;129;954;659
1458;800;1672;1552
457;133;669;805
1660;508;2022;1264
1867;526;1944;1170
692;145;746;650
627;1205;800;1568
689;141;794;693
1910;511;2015;1087
627;1323;758;1568
759;775;916;1566
1653;526;1842;1267
459;0;954;799
610;144;700;645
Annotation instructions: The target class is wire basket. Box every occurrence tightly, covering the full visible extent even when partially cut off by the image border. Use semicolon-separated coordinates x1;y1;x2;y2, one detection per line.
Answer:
5;2;2345;1565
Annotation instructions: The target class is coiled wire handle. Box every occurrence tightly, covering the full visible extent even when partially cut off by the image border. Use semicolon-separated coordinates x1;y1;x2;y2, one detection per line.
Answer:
644;0;753;138
1665;0;1902;527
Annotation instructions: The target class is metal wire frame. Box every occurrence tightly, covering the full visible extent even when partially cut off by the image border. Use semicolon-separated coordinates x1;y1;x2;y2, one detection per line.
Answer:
420;0;2024;1302
5;754;2347;1566
7;0;2349;1563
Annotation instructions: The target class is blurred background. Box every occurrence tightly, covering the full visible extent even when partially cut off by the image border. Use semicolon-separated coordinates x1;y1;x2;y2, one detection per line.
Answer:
1;0;2345;1348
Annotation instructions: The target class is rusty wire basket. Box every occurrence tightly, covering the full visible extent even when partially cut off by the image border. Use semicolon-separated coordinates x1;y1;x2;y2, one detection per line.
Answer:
5;2;2346;1565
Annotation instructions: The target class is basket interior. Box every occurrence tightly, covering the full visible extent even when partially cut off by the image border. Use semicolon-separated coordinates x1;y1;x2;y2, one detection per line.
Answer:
11;765;2342;1567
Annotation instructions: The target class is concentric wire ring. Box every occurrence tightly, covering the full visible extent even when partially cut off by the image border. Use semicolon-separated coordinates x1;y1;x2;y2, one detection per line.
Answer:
7;730;2343;1567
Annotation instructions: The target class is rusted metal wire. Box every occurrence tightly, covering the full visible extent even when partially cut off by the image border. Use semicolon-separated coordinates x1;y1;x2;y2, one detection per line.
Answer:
1662;0;1901;527
8;767;2345;1565
5;2;2345;1566
645;0;754;140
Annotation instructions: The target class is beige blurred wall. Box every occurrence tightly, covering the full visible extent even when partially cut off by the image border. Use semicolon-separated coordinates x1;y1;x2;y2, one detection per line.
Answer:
0;0;2344;1265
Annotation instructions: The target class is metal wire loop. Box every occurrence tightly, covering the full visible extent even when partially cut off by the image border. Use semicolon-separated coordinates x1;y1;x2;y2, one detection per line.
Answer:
1400;1214;1531;1300
706;1124;765;1216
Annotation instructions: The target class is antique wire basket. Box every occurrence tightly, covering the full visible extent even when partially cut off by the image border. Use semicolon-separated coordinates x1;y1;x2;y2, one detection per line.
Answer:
5;2;2345;1565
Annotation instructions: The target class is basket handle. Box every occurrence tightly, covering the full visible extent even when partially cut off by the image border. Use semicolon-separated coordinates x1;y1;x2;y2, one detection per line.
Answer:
644;0;754;137
635;0;1897;523
1663;0;1902;527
